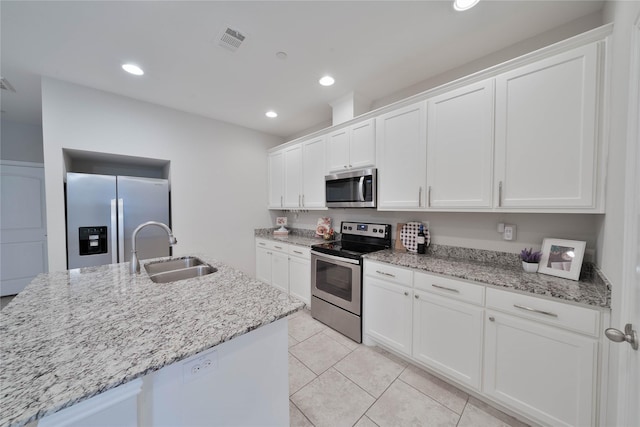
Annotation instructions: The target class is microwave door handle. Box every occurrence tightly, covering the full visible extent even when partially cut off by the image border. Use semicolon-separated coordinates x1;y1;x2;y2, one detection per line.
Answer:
358;176;365;202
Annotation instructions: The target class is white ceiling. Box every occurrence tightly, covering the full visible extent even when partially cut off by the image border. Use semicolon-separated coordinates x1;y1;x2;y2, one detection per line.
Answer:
0;1;604;139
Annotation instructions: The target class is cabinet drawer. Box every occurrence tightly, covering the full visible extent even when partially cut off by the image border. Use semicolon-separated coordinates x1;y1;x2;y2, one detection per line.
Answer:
288;245;311;259
414;272;485;306
485;287;601;336
255;239;288;253
364;261;413;286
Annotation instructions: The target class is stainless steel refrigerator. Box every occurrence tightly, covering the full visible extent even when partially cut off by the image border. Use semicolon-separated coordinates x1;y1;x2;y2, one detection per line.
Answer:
66;172;171;269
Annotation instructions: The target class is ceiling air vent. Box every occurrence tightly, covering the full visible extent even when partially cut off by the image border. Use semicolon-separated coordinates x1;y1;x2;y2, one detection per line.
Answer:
0;77;16;92
218;27;246;52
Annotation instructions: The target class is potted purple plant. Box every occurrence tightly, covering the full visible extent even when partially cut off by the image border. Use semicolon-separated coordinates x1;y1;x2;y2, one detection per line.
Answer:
520;247;542;273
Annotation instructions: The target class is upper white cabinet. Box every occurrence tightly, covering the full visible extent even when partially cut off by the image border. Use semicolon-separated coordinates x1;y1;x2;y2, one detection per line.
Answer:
267;151;284;209
427;80;495;209
494;42;601;210
376;101;428;210
327;118;376;172
283;145;303;208
268;136;326;210
301;136;326;208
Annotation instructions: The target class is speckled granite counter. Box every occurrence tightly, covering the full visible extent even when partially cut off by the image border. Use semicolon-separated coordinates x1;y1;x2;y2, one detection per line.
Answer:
365;249;610;309
255;227;330;247
0;255;304;427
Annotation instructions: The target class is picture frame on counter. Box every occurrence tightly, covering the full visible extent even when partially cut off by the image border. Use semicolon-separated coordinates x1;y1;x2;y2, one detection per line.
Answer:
538;238;586;281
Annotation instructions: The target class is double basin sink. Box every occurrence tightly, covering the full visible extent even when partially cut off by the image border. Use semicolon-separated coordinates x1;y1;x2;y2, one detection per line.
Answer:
144;256;217;283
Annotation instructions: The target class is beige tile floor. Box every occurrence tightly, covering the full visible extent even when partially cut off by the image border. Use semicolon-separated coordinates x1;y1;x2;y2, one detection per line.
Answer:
288;309;531;427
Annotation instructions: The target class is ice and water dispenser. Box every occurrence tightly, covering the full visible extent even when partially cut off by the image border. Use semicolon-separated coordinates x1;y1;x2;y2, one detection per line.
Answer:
78;226;108;255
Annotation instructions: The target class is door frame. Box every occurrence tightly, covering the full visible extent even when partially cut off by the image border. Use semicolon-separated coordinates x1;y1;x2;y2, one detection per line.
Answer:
614;11;640;427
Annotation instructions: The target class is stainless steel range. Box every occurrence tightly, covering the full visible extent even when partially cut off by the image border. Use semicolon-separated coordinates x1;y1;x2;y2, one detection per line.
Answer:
310;221;392;342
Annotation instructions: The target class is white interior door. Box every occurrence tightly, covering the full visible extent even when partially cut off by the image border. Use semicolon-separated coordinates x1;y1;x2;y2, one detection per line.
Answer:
0;162;48;296
615;15;640;426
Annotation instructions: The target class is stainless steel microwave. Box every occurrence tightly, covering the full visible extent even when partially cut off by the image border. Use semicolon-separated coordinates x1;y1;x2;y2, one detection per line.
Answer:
325;168;376;208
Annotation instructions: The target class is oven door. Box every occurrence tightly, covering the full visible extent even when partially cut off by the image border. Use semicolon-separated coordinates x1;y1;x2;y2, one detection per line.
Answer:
311;251;362;315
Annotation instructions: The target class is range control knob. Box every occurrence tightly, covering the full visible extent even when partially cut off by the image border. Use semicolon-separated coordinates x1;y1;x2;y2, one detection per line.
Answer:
373;228;378;233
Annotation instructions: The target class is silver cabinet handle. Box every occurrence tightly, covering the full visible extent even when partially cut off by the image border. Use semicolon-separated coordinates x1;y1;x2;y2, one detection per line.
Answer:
280;195;283;207
376;270;396;278
293;250;303;255
274;245;283;250
427;186;431;208
418;186;422;207
298;194;301;207
404;291;409;296
258;242;266;246
302;194;305;207
432;284;460;293
498;181;503;207
489;316;495;322
513;304;558;318
414;294;419;299
349;164;352;168
344;165;348;169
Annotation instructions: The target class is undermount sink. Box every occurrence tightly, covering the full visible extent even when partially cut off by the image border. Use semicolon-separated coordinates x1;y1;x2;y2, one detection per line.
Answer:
144;257;217;283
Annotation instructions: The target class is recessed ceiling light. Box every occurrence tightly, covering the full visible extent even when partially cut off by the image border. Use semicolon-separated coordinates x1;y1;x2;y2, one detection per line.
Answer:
265;111;278;118
122;63;144;76
276;51;288;60
453;0;479;11
319;75;335;86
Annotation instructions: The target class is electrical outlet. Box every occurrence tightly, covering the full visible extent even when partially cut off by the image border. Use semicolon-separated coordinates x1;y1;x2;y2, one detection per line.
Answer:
503;224;516;241
182;349;218;383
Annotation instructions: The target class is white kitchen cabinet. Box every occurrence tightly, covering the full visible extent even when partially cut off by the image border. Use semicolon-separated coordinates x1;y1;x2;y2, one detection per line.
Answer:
327;118;375;172
494;42;600;210
283;145;303;208
484;309;598;427
363;276;413;356
288;253;310;306
301;136;326;209
426;80;494;209
267;151;284;209
376;101;427;210
255;239;310;305
412;289;484;390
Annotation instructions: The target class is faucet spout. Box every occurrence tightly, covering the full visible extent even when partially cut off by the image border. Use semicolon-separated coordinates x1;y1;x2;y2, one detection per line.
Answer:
130;221;177;274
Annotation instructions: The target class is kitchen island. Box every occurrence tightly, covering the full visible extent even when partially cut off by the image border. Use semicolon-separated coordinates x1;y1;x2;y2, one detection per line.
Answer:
0;255;304;427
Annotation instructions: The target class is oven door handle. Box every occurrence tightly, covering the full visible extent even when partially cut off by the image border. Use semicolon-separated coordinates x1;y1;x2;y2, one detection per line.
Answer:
311;250;361;265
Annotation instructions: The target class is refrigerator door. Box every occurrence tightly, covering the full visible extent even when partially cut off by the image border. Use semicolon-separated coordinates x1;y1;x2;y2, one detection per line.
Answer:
117;176;170;262
66;173;117;269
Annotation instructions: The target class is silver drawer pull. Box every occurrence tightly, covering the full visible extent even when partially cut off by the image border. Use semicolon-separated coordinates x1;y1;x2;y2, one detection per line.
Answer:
274;245;283;250
432;284;460;293
258;242;266;246
513;304;558;318
404;291;409;296
293;250;303;255
376;270;396;278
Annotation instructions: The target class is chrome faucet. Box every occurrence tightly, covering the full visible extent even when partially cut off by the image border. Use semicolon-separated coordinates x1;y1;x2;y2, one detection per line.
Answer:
130;221;177;274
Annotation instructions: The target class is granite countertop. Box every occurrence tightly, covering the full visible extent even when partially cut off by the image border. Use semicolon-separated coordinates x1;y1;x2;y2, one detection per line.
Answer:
254;228;330;248
0;255;304;427
365;249;610;309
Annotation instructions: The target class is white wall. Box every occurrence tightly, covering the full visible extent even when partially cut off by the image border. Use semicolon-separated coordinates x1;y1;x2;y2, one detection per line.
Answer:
280;210;601;256
41;78;283;274
0;119;44;163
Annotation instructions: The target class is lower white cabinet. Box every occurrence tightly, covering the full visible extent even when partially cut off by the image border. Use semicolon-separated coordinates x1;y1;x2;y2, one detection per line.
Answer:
413;289;484;390
255;239;310;305
363;259;604;427
363;276;413;356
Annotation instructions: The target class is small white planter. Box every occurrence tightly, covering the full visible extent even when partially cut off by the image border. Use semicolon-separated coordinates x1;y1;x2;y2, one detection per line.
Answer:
522;261;539;273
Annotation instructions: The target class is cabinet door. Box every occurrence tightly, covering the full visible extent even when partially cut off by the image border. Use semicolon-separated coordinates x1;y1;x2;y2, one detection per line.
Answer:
289;255;310;305
327;128;350;172
271;251;289;293
255;246;272;284
427;80;494;208
349;119;376;170
363;277;413;356
302;136;326;209
413;290;484;390
376;101;427;210
484;310;597;427
283;145;302;208
268;151;284;209
494;42;599;209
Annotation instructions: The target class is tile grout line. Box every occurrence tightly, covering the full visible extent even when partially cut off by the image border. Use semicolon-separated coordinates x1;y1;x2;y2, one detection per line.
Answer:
289;398;316;427
396;374;469;418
